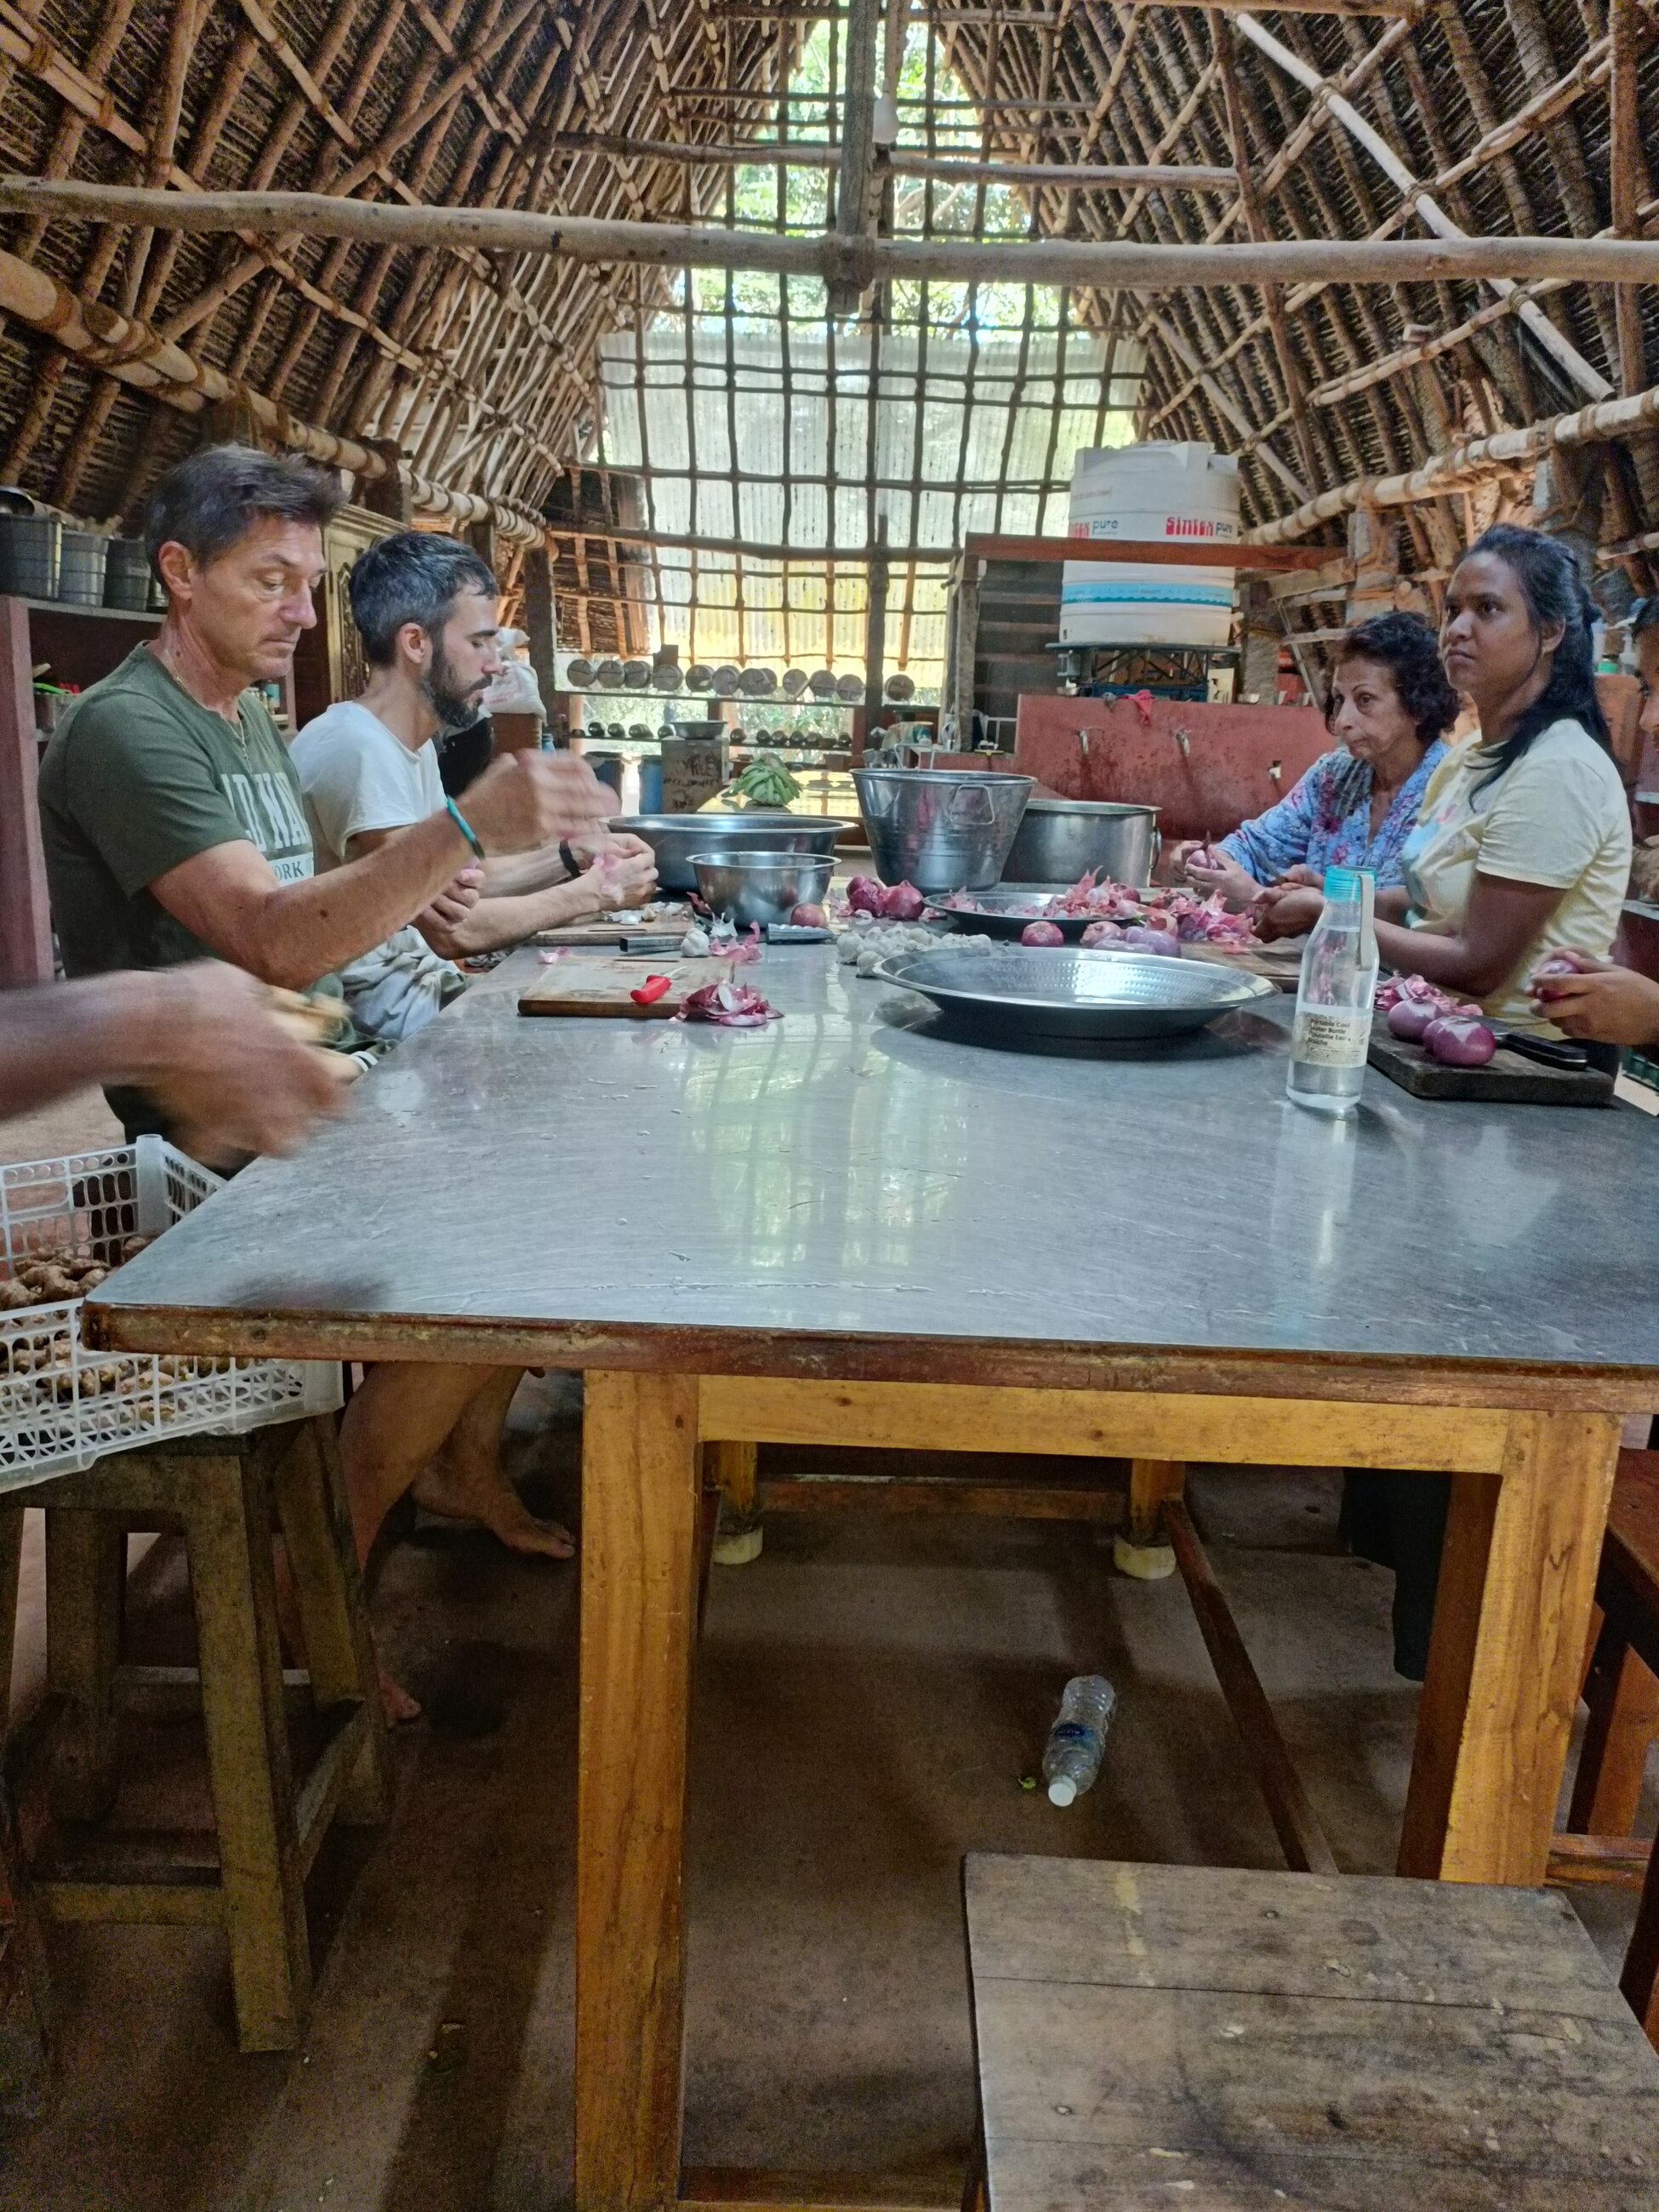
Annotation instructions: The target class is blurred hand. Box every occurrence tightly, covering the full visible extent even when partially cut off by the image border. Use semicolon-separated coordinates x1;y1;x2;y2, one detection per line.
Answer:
462;751;612;855
1183;846;1263;910
1255;884;1324;941
140;965;348;1166
1274;864;1323;890
418;866;485;935
588;843;658;911
1531;956;1659;1046
572;830;656;870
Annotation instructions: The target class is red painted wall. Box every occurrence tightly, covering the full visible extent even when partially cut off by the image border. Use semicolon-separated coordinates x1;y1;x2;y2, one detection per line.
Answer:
1014;693;1332;845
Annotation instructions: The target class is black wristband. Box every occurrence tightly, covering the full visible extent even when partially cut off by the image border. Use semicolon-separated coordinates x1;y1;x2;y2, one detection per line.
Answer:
559;841;581;880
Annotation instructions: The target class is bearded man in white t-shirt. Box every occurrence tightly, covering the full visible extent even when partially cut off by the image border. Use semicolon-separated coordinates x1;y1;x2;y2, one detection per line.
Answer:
291;533;656;1653
291;532;655;1046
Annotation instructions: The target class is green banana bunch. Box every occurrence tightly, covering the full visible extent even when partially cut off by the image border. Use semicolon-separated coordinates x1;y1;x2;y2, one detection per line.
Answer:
733;750;801;808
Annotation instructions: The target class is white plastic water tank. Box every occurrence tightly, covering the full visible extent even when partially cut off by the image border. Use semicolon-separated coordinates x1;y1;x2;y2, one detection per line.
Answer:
1059;442;1241;649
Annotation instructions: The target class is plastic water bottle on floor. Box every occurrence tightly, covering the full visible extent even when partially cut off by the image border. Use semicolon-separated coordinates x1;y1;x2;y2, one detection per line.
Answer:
1042;1675;1118;1805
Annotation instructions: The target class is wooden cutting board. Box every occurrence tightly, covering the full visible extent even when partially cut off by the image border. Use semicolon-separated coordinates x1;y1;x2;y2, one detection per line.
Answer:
1179;939;1305;989
517;956;733;1018
1368;1019;1616;1105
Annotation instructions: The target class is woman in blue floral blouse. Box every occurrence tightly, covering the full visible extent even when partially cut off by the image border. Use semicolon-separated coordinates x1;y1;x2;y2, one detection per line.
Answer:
1176;612;1460;908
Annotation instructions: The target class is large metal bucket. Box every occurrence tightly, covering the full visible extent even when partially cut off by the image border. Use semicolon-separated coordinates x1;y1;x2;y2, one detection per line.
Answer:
852;767;1033;893
0;514;60;598
1002;799;1160;887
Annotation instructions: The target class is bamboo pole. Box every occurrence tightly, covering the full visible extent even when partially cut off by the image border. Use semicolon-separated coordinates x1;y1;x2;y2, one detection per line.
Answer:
543;131;1237;189
1611;0;1649;396
1246;377;1659;544
8;178;1659;291
0;242;544;541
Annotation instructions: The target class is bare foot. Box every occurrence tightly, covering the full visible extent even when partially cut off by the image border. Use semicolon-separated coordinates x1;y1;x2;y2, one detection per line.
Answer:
379;1662;422;1727
411;1456;576;1561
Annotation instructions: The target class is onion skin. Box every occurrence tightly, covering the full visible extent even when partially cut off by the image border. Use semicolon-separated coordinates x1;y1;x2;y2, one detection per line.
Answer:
1387;998;1438;1043
1422;1014;1497;1068
1021;920;1066;946
881;881;926;922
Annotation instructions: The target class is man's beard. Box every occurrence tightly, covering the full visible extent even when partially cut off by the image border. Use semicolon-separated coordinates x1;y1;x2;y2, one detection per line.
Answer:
422;635;487;732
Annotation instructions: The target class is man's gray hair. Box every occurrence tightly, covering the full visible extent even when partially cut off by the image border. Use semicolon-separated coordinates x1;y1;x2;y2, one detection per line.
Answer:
142;443;343;579
346;530;499;666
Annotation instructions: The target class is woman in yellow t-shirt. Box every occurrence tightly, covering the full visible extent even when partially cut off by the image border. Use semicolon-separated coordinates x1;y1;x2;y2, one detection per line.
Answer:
1263;525;1631;1035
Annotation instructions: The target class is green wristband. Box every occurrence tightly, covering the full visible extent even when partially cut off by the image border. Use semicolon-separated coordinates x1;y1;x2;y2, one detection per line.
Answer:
445;796;485;860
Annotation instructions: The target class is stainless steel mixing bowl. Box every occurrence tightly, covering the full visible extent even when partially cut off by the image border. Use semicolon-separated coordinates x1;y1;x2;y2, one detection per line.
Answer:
692;851;835;929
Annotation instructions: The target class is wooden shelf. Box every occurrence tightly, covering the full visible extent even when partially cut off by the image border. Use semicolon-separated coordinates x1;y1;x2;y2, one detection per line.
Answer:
17;596;161;624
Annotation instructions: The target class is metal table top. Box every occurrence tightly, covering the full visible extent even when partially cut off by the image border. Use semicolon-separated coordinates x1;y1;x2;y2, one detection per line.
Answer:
90;946;1659;1392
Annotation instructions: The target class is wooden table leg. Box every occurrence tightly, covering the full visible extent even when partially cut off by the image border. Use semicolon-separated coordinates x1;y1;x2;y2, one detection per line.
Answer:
184;1451;311;2050
271;1416;392;1827
1400;1411;1621;1885
1113;1458;1183;1581
706;1440;762;1565
577;1371;700;2212
44;1508;124;1823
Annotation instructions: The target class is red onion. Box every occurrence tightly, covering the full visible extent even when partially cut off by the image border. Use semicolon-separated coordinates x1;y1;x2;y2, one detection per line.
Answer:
1021;920;1066;946
790;903;826;928
880;881;926;922
847;875;884;915
1533;953;1582;982
1387;998;1438;1043
1080;920;1124;948
1422;1014;1497;1068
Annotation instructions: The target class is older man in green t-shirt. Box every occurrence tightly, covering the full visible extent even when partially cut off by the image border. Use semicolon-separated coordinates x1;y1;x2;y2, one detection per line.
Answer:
38;444;612;1719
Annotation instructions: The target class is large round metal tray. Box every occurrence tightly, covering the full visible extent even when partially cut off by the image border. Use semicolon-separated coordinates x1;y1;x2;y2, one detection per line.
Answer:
932;886;1148;944
875;945;1276;1040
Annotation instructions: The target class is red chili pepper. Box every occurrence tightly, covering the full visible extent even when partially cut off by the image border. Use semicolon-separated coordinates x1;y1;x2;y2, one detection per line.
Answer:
630;973;672;1006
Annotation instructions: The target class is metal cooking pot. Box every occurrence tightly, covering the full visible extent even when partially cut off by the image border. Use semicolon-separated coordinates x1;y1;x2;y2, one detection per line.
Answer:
852;767;1033;894
1001;799;1160;888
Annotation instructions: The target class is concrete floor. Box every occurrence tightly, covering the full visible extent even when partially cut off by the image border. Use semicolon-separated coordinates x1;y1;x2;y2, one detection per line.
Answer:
0;1400;1651;2212
0;1092;1651;2209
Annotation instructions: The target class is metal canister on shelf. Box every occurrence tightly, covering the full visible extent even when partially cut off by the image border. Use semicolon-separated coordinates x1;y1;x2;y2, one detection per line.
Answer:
0;512;60;598
104;537;154;612
57;528;109;607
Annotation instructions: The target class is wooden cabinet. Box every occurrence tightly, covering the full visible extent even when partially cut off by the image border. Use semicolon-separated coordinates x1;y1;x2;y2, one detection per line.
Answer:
291;504;401;732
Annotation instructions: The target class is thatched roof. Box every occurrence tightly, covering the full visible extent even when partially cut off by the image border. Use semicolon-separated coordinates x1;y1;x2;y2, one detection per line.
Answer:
1;0;1655;624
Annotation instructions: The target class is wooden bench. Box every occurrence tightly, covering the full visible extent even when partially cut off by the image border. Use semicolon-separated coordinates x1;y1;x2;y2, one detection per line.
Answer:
1553;1446;1659;2044
965;1854;1659;2210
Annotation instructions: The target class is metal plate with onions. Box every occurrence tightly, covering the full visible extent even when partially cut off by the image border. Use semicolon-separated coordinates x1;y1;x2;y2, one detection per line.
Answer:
930;887;1129;944
875;945;1276;1041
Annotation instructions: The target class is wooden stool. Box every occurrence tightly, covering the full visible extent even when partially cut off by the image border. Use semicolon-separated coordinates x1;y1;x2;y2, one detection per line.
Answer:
965;1854;1659;2209
0;1413;391;2053
1553;1446;1659;2044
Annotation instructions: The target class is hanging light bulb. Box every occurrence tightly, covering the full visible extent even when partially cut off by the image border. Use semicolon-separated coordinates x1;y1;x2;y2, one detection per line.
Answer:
873;93;899;149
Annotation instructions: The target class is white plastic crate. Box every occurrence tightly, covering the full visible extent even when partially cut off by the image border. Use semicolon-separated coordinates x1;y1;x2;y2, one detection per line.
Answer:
0;1136;339;1491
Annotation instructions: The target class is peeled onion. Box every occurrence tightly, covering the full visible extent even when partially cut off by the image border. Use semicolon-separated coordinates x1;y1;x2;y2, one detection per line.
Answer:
847;876;884;915
1387;998;1438;1043
1021;921;1066;946
1080;921;1124;948
1122;925;1179;956
1423;1014;1497;1068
